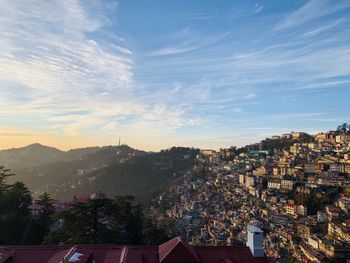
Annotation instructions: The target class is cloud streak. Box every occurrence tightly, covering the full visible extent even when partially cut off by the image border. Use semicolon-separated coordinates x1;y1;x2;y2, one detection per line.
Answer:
0;0;349;150
275;0;350;30
0;0;201;149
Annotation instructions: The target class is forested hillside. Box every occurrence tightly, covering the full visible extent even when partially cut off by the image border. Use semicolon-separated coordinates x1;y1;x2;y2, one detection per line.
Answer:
0;144;199;201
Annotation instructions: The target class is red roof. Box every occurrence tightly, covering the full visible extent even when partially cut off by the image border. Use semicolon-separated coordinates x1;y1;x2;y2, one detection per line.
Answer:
159;237;199;262
0;250;12;263
0;237;268;263
194;246;268;263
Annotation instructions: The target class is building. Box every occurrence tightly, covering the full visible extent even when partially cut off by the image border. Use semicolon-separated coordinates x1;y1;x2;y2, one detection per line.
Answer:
308;235;320;250
272;166;280;176
285;203;296;216
202;149;216;156
246;226;265;257
297;204;308;217
315;133;327;142
271;135;281;140
281;180;295;191
282;133;292;139
268;179;281;190
336;135;350;143
245;176;256;188
290;144;301;154
0;236;269;263
344;152;350;160
239;174;245;185
291;132;307;139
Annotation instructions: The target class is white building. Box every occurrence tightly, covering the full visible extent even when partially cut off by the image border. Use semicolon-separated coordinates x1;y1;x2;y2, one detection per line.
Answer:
246;226;264;257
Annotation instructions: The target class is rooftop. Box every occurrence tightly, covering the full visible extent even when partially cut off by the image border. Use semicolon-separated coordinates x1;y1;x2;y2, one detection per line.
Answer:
0;237;268;263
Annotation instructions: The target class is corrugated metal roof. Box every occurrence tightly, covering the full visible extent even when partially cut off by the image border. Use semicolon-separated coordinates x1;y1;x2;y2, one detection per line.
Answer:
0;238;268;263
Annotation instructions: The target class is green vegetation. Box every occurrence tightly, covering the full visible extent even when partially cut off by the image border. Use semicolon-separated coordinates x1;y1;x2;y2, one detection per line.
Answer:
0;166;170;245
0;166;38;244
293;187;340;215
0;145;199;202
235;135;314;156
46;196;169;245
335;123;350;135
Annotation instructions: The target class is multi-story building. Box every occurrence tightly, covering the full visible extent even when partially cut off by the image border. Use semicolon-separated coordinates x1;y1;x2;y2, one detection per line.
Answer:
297;204;308;217
239;174;245;185
281;179;295;191
268;179;281;190
245;176;255;188
336;135;350;143
285;203;296;216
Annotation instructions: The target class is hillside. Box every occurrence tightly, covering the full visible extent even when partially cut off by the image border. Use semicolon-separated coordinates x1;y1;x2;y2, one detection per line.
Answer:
0;143;101;170
0;143;65;169
0;144;199;202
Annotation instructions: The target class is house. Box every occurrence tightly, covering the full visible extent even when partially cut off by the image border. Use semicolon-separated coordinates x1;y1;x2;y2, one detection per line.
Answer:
0;236;269;263
239;174;245;185
281;180;294;191
319;239;350;258
268;179;281;190
326;205;341;221
271;135;281;140
282;133;292;139
285;203;296;216
291;132;307;140
245;176;255;188
300;242;326;262
336;135;350;143
297;205;308;217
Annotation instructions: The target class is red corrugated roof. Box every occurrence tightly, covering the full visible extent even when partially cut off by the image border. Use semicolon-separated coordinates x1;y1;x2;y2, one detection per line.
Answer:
0;250;12;263
159;236;199;262
194;246;268;263
0;238;268;263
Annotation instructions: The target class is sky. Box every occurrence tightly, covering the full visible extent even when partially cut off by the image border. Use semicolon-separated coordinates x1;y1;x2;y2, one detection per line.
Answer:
0;0;349;151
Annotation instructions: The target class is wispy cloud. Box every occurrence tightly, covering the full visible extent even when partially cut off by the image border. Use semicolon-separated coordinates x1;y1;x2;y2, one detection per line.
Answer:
254;3;264;14
185;12;217;21
0;0;200;148
148;31;230;56
303;18;348;37
229;3;264;19
0;0;349;150
275;0;350;30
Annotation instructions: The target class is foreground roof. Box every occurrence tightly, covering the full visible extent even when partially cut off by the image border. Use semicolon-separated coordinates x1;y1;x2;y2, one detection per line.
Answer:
0;237;268;263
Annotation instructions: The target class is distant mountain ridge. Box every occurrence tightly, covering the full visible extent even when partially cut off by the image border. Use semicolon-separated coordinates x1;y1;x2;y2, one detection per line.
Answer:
0;143;101;170
0;143;199;202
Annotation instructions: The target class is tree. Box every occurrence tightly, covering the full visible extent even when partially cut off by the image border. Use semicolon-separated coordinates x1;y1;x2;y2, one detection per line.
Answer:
0;166;14;215
28;192;55;244
5;182;32;216
142;217;170;245
46;196;169;245
58;197;115;244
0;181;32;244
0;166;14;193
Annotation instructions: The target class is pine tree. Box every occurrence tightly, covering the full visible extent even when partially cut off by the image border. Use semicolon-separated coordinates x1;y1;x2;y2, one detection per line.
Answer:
28;192;55;244
0;181;32;244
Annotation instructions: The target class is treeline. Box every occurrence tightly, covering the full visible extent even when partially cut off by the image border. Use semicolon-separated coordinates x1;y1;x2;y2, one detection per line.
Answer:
259;135;314;153
335;123;350;135
0;166;170;245
235;136;314;156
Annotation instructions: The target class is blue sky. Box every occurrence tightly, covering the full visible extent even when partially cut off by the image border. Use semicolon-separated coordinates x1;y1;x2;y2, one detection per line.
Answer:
0;0;349;150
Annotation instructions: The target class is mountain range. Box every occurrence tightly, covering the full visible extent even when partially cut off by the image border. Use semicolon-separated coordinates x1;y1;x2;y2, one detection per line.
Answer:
0;143;199;202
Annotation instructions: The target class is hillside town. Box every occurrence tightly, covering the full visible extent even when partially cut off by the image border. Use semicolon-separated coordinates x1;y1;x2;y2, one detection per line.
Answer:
152;128;350;262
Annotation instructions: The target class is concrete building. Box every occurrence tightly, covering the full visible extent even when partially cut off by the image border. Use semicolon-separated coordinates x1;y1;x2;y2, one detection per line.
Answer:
247;226;265;257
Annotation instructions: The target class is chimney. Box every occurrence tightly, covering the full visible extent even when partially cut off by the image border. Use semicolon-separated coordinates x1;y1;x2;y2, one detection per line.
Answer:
246;225;264;257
